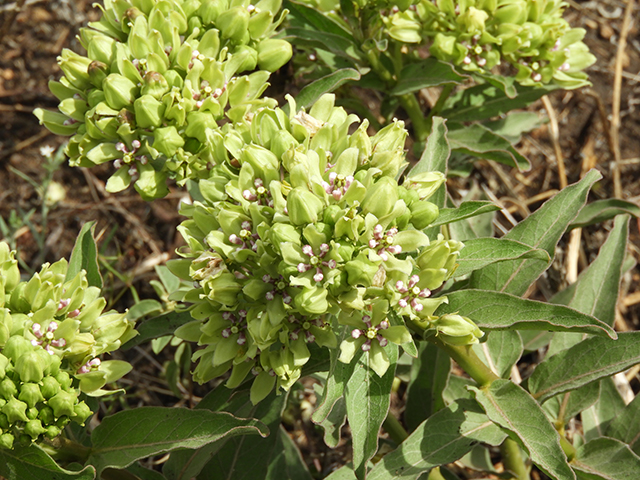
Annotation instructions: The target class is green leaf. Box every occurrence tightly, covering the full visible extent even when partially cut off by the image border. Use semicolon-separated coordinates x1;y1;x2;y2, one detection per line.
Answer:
582;378;626;442
443;375;475;404
473;330;523;378
430;201;500;227
572;437;640;480
407;117;450;194
87;407;268;475
569;199;640;229
285;0;354;39
282;28;360;62
325;465;358;480
482;112;542;143
542;382;601;423
267;425;314;480
434;289;617;338
454;238;550;277
606;392;640;455
296;68;361;109
127;462;168;480
125;299;163;322
367;399;506;480
458;444;504;476
312;326;357;447
390;59;468;95
121;311;194;350
474;72;518;98
441;83;559;122
404;342;451;431
0;444;96;480
520;330;554;352
529;332;640;403
546;214;630;357
345;344;398;479
67;221;102;288
468;170;602;295
470;379;575;480
447;123;530;170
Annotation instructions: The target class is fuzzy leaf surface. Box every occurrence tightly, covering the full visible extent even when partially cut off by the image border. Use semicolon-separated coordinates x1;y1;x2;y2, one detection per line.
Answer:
572;437;640;480
296;68;361;109
0;445;96;480
435;289;616;337
470;380;575;480
87;407;267;475
582;378;626;442
430;201;500;227
345;344;398;479
468;170;601;295
569;199;640;229
67;220;102;288
529;332;640;403
122;311;193;350
606;393;640;455
391;59;468;95
368;399;506;480
454;238;550;277
474;330;523;378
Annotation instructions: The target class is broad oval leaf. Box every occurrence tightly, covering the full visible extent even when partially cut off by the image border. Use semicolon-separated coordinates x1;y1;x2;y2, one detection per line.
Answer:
0;444;96;480
470;379;575;480
434;289;617;338
87;407;268;475
368;399;506;480
572;437;640;480
473;330;523;379
529;332;640;403
606;393;640;455
455;238;550;277
390;59;469;95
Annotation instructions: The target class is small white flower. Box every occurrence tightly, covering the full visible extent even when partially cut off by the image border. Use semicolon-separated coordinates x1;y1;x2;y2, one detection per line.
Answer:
40;145;56;157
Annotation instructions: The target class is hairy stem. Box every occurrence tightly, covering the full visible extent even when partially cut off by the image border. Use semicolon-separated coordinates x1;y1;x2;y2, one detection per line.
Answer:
501;437;529;480
398;93;431;145
429;337;499;387
383;412;409;444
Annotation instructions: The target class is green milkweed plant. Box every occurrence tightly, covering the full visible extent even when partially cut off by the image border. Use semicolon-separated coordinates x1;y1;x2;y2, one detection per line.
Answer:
6;0;640;479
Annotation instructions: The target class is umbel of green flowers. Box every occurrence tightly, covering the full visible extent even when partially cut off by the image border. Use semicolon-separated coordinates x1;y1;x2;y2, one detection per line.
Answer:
34;0;292;200
0;243;136;449
168;93;483;404
299;0;595;88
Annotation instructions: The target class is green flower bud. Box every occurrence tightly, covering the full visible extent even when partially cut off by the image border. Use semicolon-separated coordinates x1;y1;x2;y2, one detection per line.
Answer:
73;401;93;425
344;253;380;287
410;201;439;229
269;224;301;253
218;6;250;42
14;350;46;383
387;11;422;43
458;6;490;32
203;272;243;306
87;61;109;92
0;377;17;400
38;405;55;424
250;369;276;405
24;419;47;440
257;39;292;72
40;376;60;399
134;94;166;128
58;49;92;90
0;243;20;291
103;73;138;110
2;397;28;423
141;71;170;99
361;177;399;218
153;126;185;157
0;411;8;428
45;425;61;439
434;314;484;346
2;335;32;363
0;433;14;450
248;10;274;39
55;371;73;391
294;286;328;315
287;188;324;226
48;390;78;418
18;383;44;409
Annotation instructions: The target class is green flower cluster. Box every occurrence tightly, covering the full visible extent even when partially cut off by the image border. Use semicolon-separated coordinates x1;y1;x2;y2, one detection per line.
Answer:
34;0;292;200
0;243;136;449
168;94;483;403
297;0;594;88
414;0;595;87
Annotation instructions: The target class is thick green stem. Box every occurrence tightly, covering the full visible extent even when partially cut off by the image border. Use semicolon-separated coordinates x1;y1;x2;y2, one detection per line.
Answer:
500;438;529;480
559;435;576;462
427;467;447;480
428;83;455;118
40;437;92;464
428;337;499;387
398;93;431;145
383;412;409;444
